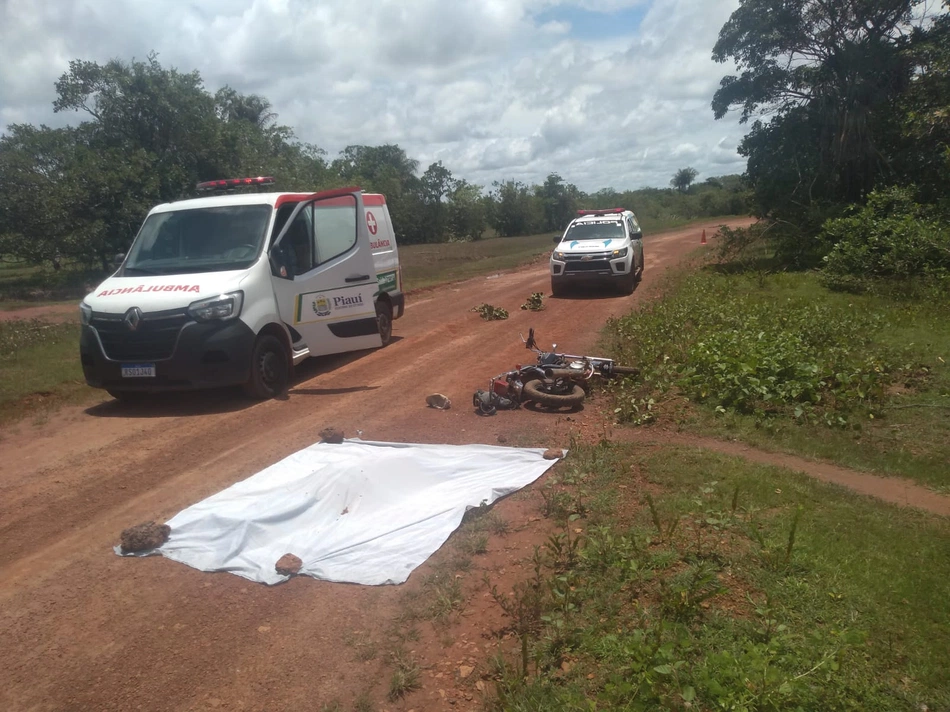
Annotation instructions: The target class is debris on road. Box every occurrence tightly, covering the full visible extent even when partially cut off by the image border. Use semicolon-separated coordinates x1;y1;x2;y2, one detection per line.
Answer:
471;303;509;320
119;521;171;553
275;553;303;576
543;448;564;460
319;427;345;444
426;393;452;410
520;292;545;311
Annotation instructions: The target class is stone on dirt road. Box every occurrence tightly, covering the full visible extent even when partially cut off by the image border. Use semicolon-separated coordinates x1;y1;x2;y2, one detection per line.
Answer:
119;521;171;553
319;427;344;444
543;448;563;460
426;393;452;410
275;553;303;576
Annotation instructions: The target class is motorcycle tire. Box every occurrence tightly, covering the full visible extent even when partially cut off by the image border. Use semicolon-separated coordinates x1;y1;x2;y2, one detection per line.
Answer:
522;379;586;408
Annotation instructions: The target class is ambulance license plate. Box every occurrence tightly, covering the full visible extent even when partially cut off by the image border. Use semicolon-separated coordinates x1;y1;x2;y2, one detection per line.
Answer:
121;364;156;378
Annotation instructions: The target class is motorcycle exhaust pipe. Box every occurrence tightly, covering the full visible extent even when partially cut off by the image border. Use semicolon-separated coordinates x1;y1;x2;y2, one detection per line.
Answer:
543;367;581;379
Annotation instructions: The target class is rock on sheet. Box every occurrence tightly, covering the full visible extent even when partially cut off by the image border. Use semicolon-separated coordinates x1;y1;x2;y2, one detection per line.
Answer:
117;439;564;585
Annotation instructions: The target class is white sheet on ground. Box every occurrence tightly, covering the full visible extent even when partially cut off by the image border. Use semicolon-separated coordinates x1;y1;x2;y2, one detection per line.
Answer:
117;439;563;585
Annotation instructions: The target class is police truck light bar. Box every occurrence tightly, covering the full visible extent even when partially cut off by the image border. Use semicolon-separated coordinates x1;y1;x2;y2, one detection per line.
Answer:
196;176;276;192
577;208;626;216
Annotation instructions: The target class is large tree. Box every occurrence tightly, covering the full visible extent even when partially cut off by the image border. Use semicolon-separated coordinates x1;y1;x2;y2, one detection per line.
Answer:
712;0;930;214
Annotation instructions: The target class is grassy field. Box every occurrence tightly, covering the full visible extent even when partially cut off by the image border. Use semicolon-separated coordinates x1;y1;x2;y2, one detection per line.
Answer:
400;233;558;292
0;319;91;426
471;442;950;711
605;262;950;493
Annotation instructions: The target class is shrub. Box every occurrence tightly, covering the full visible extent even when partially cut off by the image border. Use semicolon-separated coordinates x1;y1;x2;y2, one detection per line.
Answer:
607;272;904;425
821;187;950;292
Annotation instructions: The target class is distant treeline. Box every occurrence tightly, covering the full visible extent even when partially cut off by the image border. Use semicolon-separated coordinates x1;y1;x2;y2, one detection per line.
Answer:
0;54;748;270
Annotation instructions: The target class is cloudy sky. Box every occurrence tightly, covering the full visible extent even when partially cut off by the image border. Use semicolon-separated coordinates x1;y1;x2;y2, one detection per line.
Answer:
0;0;748;192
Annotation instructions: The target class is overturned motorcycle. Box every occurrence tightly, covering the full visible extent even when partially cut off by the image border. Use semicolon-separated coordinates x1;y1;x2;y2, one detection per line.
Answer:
473;328;640;416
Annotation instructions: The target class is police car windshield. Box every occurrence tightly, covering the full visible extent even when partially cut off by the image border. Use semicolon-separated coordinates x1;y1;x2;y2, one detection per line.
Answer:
564;220;625;242
123;205;271;275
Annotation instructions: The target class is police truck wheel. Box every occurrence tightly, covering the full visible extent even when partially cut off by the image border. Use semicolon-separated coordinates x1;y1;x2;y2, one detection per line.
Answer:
619;270;636;295
244;334;289;399
376;300;393;346
551;279;567;298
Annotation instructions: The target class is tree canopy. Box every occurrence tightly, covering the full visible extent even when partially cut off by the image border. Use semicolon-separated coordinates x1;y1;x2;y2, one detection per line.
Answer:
712;0;947;221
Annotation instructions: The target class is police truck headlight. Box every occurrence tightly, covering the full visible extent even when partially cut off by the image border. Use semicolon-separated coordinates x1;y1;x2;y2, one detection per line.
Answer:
188;291;244;322
555;251;565;260
79;301;92;325
611;247;628;258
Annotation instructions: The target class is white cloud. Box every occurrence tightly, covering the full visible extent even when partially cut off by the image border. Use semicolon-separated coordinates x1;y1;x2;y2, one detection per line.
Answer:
0;0;747;191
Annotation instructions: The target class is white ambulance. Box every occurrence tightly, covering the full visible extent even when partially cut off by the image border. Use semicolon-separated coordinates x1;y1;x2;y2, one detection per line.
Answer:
79;178;404;400
549;208;644;296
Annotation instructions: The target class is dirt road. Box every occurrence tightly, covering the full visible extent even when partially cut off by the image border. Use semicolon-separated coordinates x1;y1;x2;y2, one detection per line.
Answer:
0;219;750;711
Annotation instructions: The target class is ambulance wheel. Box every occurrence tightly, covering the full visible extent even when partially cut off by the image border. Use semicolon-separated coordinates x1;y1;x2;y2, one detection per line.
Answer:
376;300;393;346
244;334;289;399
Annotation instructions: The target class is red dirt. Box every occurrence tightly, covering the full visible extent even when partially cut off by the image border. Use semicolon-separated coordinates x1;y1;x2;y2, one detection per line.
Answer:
2;217;947;712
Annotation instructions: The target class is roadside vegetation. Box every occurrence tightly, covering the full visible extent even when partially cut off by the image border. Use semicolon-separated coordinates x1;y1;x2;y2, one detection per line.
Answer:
0;318;87;425
475;442;950;711
601;0;950;493
605;249;949;491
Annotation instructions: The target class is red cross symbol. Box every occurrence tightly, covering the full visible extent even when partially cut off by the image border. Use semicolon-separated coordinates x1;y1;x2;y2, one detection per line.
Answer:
366;211;378;235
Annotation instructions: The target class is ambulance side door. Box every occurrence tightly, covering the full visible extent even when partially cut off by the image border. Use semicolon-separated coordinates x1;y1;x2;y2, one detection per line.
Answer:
269;189;383;356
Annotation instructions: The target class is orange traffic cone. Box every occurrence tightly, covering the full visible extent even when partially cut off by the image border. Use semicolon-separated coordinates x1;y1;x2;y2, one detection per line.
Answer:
701;229;707;245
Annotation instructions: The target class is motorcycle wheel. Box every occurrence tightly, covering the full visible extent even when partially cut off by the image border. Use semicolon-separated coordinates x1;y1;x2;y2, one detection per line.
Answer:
522;379;586;408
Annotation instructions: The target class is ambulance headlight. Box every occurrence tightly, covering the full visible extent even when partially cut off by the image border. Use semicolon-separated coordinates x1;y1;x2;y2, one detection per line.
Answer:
79;301;92;325
554;251;565;260
188;291;244;322
611;247;628;258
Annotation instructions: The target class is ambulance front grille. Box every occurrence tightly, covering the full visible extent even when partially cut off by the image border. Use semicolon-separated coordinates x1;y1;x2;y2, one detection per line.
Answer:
91;309;189;361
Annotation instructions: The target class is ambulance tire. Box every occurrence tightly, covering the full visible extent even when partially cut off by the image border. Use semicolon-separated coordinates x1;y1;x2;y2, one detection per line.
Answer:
376;300;393;347
244;334;290;399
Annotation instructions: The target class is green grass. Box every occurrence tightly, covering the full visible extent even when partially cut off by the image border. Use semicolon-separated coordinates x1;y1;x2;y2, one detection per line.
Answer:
0;319;98;424
400;233;560;291
485;442;950;711
606;266;950;491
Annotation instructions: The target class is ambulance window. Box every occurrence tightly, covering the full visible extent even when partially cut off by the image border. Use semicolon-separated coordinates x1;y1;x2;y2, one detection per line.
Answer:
284;207;315;274
313;195;357;265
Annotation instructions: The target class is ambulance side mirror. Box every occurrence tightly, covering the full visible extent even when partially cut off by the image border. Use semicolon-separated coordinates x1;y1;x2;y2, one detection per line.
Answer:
112;253;125;268
552;236;561;243
269;249;295;280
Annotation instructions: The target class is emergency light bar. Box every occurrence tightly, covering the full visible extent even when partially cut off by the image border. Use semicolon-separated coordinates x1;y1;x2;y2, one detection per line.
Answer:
196;176;276;192
577;208;626;216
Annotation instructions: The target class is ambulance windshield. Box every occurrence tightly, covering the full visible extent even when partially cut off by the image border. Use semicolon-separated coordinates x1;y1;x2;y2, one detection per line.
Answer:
122;205;272;275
